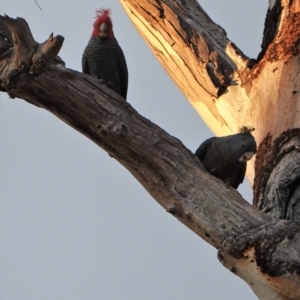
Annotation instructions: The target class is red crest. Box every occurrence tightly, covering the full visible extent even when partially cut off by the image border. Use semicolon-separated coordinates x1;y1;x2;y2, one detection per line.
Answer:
92;8;114;38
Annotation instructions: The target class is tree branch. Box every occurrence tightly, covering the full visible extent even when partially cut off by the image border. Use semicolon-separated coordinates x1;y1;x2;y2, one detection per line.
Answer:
7;67;268;247
2;11;300;299
34;0;43;11
258;0;300;63
0;15;267;249
120;0;300;187
219;220;300;300
120;0;252;135
0;16;64;90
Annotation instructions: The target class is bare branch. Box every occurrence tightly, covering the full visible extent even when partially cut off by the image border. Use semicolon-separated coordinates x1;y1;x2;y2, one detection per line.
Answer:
34;0;43;11
120;0;250;137
121;0;300;187
8;66;268;247
0;16;64;90
0;16;267;249
2;10;300;299
1;15;36;64
30;33;64;75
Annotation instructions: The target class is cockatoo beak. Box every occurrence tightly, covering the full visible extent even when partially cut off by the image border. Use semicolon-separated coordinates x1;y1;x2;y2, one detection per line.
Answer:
99;23;108;39
239;151;255;162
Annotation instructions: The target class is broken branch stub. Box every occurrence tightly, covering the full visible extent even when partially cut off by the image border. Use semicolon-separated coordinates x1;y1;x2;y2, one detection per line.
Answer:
30;33;65;75
0;15;64;91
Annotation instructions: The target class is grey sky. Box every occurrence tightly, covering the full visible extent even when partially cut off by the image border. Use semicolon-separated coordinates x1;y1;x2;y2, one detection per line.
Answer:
1;1;266;299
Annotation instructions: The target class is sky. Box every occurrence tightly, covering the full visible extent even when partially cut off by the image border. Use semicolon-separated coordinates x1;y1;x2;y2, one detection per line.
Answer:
0;1;267;300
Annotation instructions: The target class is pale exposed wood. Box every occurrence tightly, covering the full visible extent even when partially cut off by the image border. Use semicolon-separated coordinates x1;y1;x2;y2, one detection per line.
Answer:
220;220;300;300
2;1;300;298
120;0;300;186
120;0;237;137
0;16;267;249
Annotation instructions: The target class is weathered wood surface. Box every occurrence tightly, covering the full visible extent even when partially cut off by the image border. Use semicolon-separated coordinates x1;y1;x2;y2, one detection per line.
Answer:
220;220;300;300
2;0;300;297
120;0;300;186
0;16;267;249
254;129;300;220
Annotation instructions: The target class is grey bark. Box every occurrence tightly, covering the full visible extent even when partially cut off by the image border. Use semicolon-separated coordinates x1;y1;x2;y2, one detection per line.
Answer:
220;220;300;300
2;0;300;298
0;16;266;247
254;129;300;221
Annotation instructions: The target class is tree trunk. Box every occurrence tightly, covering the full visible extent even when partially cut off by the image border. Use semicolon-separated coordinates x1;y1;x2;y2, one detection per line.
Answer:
120;0;300;186
1;0;300;298
119;0;300;298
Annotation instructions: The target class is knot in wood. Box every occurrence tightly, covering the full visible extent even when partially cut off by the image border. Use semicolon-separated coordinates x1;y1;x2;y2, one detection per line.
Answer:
167;206;177;214
185;212;192;219
166;204;184;218
111;123;128;138
97;124;108;136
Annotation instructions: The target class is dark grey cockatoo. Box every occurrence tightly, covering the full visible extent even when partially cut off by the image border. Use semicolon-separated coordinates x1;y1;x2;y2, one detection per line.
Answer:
195;127;257;189
82;9;128;100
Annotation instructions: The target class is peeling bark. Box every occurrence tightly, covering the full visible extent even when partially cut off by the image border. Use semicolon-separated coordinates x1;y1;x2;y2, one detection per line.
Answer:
121;0;300;186
118;0;300;298
257;0;283;61
254;129;300;221
219;220;300;300
120;0;244;137
0;16;267;249
2;0;300;298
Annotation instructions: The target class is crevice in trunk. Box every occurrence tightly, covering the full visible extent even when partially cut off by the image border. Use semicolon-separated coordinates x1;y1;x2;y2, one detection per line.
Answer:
257;1;283;62
254;128;300;221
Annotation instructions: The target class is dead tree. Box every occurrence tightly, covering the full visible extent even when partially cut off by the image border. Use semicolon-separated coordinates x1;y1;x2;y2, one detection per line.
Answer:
1;0;300;298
